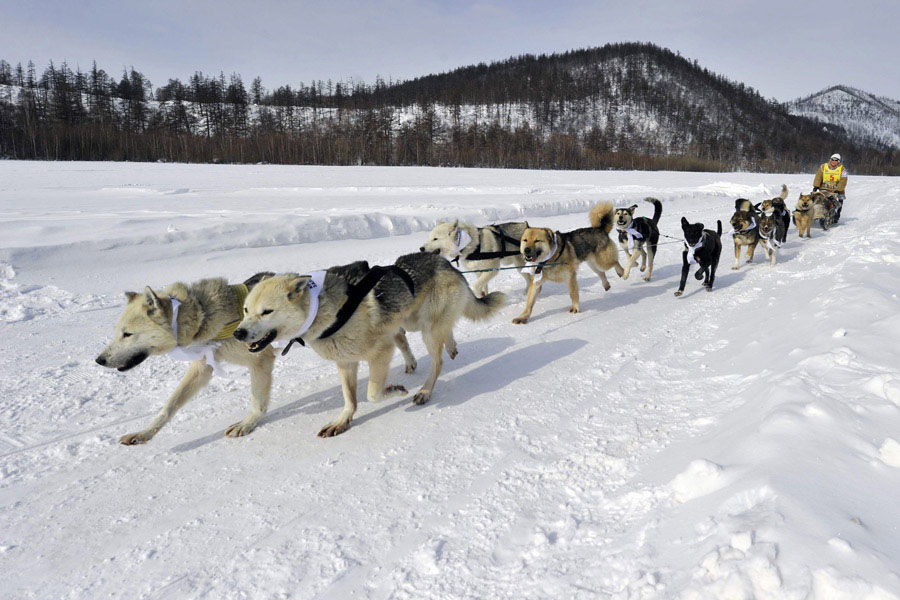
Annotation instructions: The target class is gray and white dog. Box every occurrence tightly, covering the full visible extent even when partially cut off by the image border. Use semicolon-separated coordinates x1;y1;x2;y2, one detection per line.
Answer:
421;220;531;296
95;273;276;444
236;253;506;438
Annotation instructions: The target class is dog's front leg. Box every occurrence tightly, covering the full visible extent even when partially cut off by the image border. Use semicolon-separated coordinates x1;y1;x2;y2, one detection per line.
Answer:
319;361;359;437
472;270;496;298
119;360;213;445
225;348;275;438
770;247;777;266
746;241;757;263
732;242;741;270
674;252;689;297
394;329;417;373
513;280;543;324
621;245;639;280
566;272;581;313
367;343;408;403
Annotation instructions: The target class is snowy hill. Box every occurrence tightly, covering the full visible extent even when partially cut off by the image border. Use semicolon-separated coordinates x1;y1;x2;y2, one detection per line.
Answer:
3;162;900;598
788;85;900;150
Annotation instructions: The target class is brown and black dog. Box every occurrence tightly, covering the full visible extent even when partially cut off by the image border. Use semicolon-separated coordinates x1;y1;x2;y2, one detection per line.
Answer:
758;184;790;243
729;199;760;270
513;202;623;324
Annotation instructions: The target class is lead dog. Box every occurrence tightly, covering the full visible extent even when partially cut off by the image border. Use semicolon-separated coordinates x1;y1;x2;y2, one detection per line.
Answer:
675;218;723;297
95;273;277;444
421;220;531;296
729;199;760;269
235;253;506;437
513;202;623;324
614;197;663;281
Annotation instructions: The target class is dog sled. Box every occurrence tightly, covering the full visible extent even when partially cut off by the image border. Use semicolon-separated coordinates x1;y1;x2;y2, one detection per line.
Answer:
812;191;841;230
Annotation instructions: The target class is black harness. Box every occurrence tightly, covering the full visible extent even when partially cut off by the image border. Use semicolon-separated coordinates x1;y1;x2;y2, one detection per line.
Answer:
281;266;416;356
452;226;522;265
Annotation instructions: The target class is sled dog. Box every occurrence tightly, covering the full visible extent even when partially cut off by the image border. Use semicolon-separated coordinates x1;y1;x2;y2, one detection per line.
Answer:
235;253;506;437
513;202;623;324
675;218;723;297
729;198;760;269
758;184;790;243
614;197;663;281
421;220;531;296
95;273;277;444
793;193;815;238
758;212;786;265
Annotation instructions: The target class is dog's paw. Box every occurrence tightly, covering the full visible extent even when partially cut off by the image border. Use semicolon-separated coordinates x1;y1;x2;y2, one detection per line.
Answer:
404;359;417;374
602;281;612;291
225;418;257;438
512;316;529;325
674;290;683;298
569;306;580;314
446;346;458;360
640;264;646;272
621;271;631;281
412;390;431;405
731;265;739;270
318;420;351;438
643;274;651;282
119;431;152;445
706;287;714;292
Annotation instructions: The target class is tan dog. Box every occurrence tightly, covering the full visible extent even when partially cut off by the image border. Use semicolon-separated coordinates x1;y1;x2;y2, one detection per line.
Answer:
793;193;815;238
513;202;623;324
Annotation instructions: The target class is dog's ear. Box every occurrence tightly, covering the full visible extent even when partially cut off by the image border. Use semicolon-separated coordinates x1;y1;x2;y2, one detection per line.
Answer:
523;221;530;228
681;216;689;227
450;219;458;230
287;275;310;300
628;204;638;212
124;291;138;302
754;202;761;208
143;286;162;313
544;227;555;239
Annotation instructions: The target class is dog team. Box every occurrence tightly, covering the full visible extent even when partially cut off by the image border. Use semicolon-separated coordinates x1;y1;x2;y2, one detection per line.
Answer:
95;183;839;443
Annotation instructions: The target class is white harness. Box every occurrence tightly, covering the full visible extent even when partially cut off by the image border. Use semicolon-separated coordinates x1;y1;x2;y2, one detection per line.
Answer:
167;297;226;377
684;234;704;265
449;228;473;260
272;271;327;350
525;233;559;283
724;217;757;237
760;230;782;252
623;225;644;252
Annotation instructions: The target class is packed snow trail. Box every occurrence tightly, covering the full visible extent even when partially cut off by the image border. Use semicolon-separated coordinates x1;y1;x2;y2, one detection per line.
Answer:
1;163;899;599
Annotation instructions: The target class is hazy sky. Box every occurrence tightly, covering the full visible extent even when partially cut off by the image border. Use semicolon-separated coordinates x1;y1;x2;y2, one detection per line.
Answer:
3;0;899;102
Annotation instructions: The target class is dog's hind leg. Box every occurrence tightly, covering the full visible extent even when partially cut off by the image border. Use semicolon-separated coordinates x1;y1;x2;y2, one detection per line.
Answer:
643;246;656;281
319;361;359;437
413;326;450;405
472;270;497;298
586;261;612;291
445;330;458;359
394;329;417;373
119;360;213;445
225;347;275;438
367;343;408;404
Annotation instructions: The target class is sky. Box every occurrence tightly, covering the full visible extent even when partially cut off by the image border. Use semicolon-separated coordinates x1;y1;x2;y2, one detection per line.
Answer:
2;0;899;102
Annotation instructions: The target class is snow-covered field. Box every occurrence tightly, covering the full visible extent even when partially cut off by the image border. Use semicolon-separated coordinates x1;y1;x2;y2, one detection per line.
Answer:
2;161;900;599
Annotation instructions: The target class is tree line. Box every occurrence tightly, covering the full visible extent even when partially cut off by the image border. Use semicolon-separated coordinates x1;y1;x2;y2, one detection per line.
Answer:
1;43;897;174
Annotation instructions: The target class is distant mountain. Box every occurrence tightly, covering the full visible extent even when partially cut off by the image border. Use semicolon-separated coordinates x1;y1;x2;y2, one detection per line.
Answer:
1;45;898;173
788;85;900;150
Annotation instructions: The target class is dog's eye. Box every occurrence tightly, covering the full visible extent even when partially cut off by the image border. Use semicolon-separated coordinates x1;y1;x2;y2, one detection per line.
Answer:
122;332;132;338
261;309;273;316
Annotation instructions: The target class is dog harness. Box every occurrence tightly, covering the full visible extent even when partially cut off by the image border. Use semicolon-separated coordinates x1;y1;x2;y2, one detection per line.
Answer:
684;234;704;265
622;225;644;252
452;226;523;264
280;266;416;356
165;284;248;377
760;230;781;252
724;217;757;237
448;228;473;263
525;233;561;283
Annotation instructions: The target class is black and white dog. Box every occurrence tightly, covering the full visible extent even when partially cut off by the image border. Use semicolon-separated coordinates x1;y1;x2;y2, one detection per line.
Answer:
675;217;723;297
614;197;663;281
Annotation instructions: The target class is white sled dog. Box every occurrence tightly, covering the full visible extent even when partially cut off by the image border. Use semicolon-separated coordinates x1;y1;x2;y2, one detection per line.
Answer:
235;253;506;437
421;220;531;297
95;274;277;444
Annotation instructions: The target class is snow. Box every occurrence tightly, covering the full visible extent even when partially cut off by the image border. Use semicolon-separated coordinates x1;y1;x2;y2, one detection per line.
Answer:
2;161;900;599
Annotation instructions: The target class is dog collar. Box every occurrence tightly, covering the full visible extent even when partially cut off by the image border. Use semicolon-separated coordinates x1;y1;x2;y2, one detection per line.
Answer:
624;225;643;252
526;233;560;283
760;230;781;251
450;228;473;260
273;270;327;354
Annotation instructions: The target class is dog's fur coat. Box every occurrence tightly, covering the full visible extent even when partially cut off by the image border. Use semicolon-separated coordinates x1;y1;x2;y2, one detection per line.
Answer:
614;197;663;281
236;253;506;437
421;220;530;297
729;199;761;269
512;202;623;324
758;212;786;265
95;273;276;444
675;218;723;297
793;193;815;238
757;184;790;243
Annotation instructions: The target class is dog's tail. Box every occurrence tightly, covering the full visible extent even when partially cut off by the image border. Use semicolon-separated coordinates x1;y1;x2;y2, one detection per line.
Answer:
589;201;615;233
463;290;507;321
644;197;662;225
717;220;723;236
778;184;788;200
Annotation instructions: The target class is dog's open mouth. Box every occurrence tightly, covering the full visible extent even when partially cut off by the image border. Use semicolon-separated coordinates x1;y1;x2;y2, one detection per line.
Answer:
248;329;277;353
117;351;148;372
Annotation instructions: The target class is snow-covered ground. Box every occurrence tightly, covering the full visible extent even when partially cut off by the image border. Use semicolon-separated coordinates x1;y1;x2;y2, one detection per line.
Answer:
2;161;900;599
